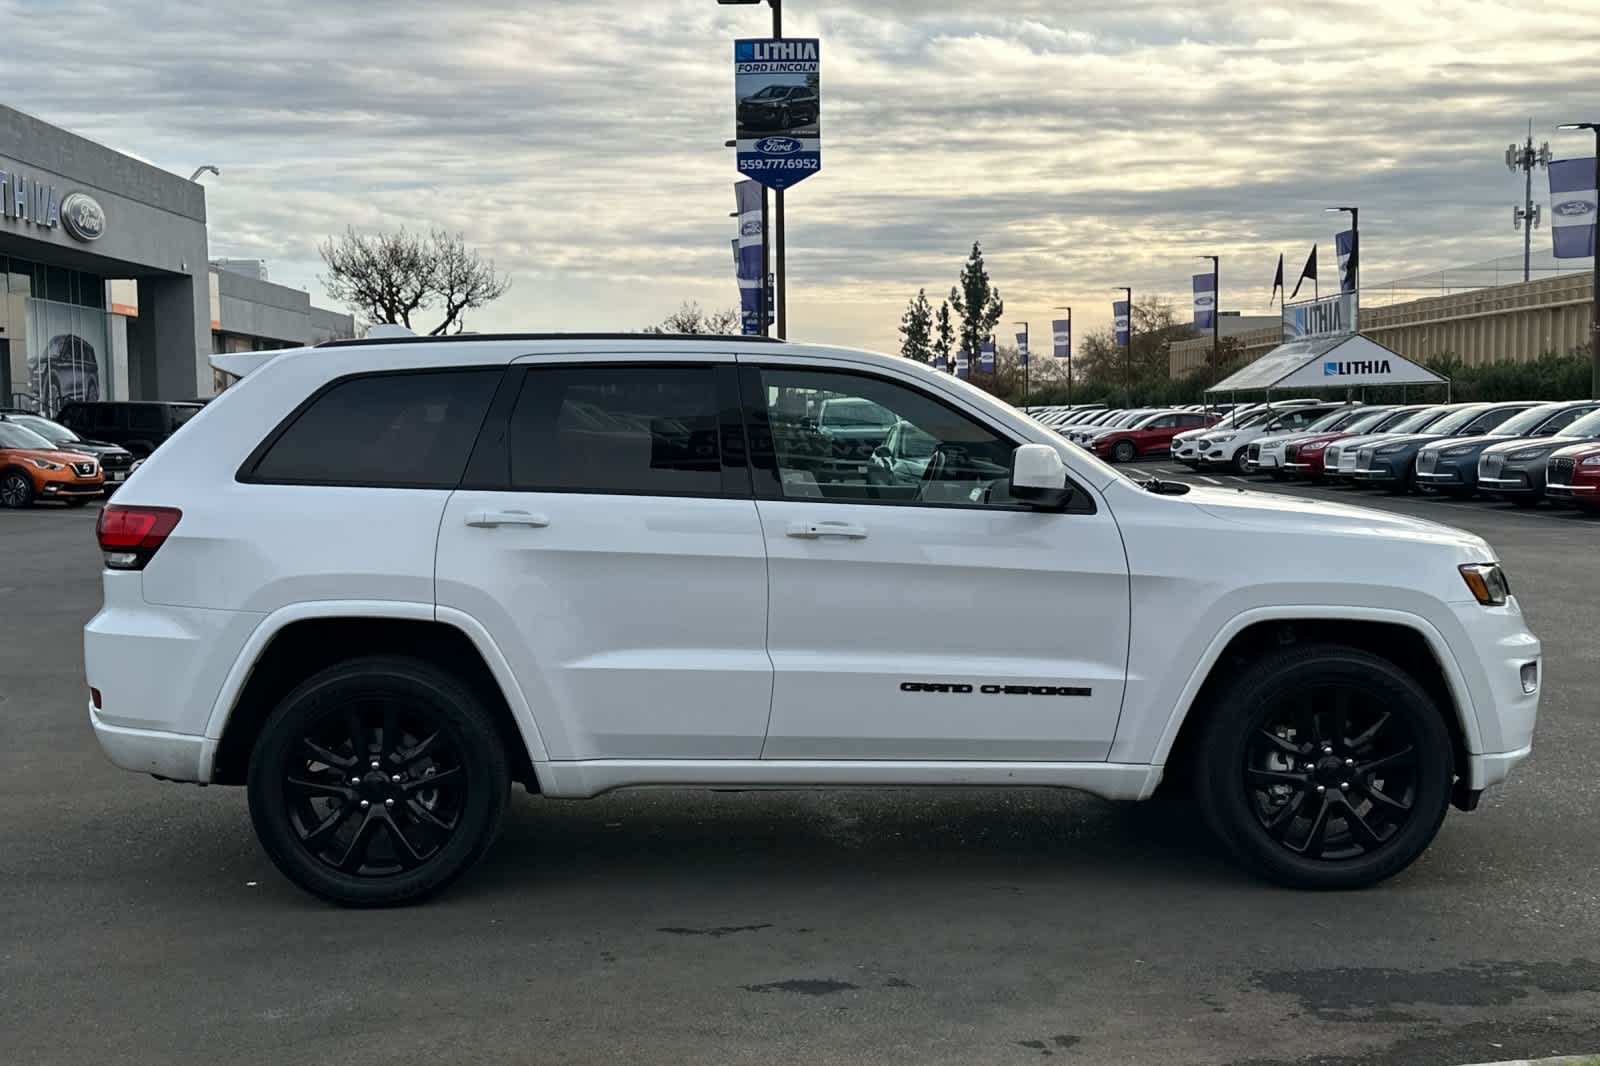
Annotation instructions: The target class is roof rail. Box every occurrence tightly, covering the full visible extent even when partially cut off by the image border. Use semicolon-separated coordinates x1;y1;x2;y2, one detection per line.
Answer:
318;331;786;349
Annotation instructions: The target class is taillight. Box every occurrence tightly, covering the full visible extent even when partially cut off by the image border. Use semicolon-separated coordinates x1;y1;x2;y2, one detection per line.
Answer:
96;505;182;570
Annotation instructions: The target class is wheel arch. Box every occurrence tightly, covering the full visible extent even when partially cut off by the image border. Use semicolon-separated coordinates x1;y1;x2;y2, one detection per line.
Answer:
1152;610;1479;793
206;603;549;791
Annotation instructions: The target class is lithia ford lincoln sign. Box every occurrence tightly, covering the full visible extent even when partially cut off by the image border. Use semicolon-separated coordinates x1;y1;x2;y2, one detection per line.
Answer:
0;169;105;242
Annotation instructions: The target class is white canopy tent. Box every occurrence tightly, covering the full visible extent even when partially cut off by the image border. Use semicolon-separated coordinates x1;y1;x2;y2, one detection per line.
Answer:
1205;334;1450;398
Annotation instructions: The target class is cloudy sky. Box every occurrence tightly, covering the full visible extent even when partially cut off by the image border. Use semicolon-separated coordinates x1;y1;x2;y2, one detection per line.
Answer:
3;0;1596;350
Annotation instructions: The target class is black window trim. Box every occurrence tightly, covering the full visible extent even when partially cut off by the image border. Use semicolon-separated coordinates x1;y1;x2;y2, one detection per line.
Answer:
236;364;508;490
466;360;751;501
738;363;1096;515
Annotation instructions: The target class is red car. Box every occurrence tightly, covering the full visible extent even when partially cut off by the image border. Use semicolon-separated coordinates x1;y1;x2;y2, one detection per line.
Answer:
1544;440;1600;513
1091;409;1217;463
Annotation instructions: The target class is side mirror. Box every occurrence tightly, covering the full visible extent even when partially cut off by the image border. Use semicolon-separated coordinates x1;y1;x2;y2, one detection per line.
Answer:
1010;443;1073;508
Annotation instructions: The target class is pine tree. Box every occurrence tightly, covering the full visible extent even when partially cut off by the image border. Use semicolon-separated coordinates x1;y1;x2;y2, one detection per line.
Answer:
898;288;934;362
934;300;955;370
949;241;1004;368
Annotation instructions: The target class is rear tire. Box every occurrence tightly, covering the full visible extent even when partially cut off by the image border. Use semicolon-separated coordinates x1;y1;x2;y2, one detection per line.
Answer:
247;655;511;907
1192;643;1454;890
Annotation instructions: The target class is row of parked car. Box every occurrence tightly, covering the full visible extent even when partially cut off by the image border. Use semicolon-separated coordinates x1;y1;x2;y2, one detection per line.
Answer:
0;401;201;509
1033;397;1600;512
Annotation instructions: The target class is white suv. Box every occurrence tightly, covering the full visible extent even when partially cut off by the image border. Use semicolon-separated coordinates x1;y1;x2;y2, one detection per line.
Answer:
86;335;1541;905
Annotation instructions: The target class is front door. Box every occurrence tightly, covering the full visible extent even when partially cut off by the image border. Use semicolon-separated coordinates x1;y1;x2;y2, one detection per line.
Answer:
744;361;1131;762
435;360;773;761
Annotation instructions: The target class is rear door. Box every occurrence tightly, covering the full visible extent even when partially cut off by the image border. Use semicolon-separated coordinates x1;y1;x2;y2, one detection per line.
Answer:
434;358;773;761
745;359;1131;762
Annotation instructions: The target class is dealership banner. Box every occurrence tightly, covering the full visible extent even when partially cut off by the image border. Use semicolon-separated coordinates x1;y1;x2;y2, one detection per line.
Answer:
1051;318;1071;360
1113;301;1130;346
1192;273;1215;330
734;181;763;334
1335;229;1358;293
979;336;995;372
955;348;970;379
734;39;820;191
1282;291;1358;341
1549;157;1597;259
1015;330;1029;367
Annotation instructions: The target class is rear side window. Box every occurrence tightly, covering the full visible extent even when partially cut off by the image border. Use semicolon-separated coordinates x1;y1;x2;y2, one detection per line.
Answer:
128;406;164;432
171;405;201;426
507;365;727;496
93;405;121;431
248;370;499;487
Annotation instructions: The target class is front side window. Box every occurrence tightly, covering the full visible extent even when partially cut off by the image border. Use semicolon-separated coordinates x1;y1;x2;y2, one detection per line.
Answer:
751;368;1018;507
508;365;726;496
248;369;500;487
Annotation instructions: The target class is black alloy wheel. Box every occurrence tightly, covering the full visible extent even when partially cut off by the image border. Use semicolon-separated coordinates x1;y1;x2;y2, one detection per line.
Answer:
1194;643;1453;889
0;470;34;508
248;656;509;907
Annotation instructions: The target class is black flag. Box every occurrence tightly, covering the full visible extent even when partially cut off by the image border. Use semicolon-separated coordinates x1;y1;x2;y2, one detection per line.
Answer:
1270;254;1284;306
1288;244;1318;301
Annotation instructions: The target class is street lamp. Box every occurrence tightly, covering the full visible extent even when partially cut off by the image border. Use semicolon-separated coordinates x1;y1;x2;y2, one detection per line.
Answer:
188;165;219;182
1054;306;1072;408
1555;122;1600;398
719;0;788;338
1196;255;1219;368
1324;206;1358;294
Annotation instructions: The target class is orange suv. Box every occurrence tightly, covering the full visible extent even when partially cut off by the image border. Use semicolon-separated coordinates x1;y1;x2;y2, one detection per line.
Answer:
0;419;105;508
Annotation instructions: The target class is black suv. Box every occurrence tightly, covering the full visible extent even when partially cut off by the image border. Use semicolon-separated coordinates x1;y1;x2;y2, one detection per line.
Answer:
55;401;204;458
737;84;819;131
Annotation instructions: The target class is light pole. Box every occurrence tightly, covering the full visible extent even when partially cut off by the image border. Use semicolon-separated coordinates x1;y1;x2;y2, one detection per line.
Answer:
1054;306;1072;407
1555;122;1600;398
1325;206;1359;295
1196;255;1219;368
188;165;219;183
1115;287;1133;402
720;0;787;338
1507;123;1552;283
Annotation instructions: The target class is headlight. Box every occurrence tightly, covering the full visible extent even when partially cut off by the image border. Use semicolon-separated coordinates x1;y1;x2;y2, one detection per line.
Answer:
1209;433;1236;444
1441;445;1475;457
1582;456;1600;467
27;457;63;470
1506;448;1548;461
1459;563;1510;606
1302;441;1328;452
1375;442;1409;455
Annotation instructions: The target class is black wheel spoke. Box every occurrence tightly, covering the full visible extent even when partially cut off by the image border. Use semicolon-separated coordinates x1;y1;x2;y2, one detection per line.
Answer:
301;738;355;770
1300;795;1333;857
336;812;382;873
1342;796;1383;849
404;796;454;832
1358;746;1416;775
383;815;427;869
345;711;369;763
1262;790;1307;840
1328;690;1351;748
401;766;461;792
378;704;398;760
287;775;352;800
1347;711;1391;751
300;802;358;850
396;731;441;768
1255;729;1303;757
1248;768;1308;785
1362;780;1414;813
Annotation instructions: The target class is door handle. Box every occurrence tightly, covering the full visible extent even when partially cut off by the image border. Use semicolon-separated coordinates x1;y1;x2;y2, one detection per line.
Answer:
465;510;551;528
785;520;868;540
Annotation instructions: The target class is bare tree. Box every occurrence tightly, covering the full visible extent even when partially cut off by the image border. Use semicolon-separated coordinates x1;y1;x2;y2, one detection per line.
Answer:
319;227;510;336
644;302;742;335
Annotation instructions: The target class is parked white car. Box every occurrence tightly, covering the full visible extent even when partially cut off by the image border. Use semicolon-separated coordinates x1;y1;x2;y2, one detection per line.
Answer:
1195;403;1341;474
1248;405;1382;476
86;335;1540;905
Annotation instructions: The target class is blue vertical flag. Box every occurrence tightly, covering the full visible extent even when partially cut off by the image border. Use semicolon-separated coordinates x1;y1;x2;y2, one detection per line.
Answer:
955;348;970;379
1015;330;1029;367
1051;318;1071;360
1335;229;1358;293
979;335;996;372
1192;273;1216;330
1113;301;1130;346
734;180;764;334
1550;157;1598;259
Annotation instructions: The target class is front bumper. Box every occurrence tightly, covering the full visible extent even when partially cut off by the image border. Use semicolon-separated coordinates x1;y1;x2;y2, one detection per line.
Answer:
1446;599;1541;790
1352;463;1402;483
1416;465;1470;488
1545;482;1599;497
1478;473;1532;494
39;476;104;497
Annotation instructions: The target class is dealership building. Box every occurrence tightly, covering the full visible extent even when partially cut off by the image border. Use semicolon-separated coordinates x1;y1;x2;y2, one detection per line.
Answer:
0;105;353;411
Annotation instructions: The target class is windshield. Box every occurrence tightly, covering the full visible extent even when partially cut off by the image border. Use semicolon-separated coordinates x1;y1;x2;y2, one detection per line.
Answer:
1229;410;1271;430
1339;409;1395;433
0;422;57;450
818;398;894;430
1489;403;1567;437
752;85;787;99
1381;406;1451;434
9;414;78;442
1421;405;1491;435
172;405;202;426
1302;408;1361;433
1559;409;1600;438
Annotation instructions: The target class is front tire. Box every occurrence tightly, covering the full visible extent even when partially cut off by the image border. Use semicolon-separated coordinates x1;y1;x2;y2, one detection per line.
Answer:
1231;450;1250;475
247;655;511;907
0;469;35;509
1192;643;1454;890
1112;440;1137;463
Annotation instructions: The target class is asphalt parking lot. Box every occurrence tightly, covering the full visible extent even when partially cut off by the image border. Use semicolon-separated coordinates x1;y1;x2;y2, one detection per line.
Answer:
3;483;1598;1066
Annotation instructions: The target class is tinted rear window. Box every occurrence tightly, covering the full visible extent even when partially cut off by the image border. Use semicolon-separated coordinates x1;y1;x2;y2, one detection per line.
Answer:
249;370;499;487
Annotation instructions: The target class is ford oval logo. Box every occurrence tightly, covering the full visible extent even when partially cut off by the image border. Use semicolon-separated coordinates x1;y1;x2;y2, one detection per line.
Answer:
740;220;762;237
755;136;802;155
60;192;105;242
1195;295;1215;307
1554;199;1595;218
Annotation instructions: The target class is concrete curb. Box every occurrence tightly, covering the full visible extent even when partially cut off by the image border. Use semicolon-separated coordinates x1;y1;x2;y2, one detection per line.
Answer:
1456;1057;1599;1066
